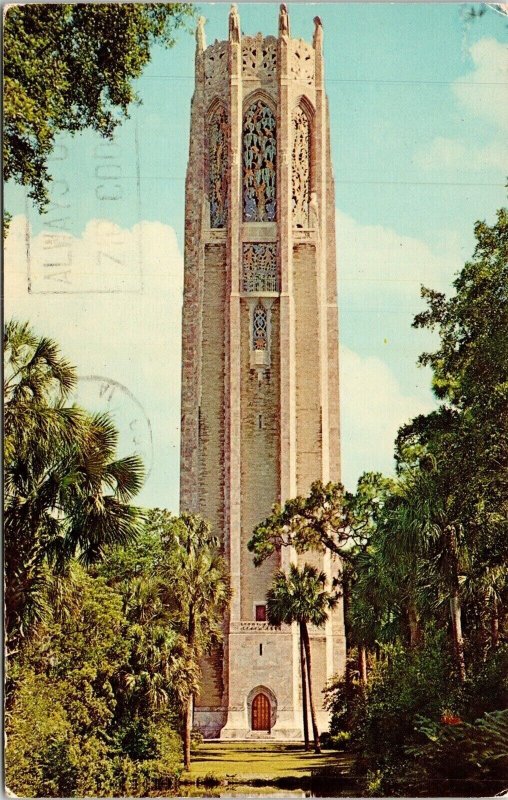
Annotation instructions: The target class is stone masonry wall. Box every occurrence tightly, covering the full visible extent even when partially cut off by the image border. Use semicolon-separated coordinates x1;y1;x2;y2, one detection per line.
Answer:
293;243;322;495
196;242;226;709
239;299;281;620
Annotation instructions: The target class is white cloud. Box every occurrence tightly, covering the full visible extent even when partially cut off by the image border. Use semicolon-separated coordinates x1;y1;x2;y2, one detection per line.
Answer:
336;209;461;301
453;38;508;132
336;210;444;489
5;215;184;510
414;136;507;174
416;38;508;175
339;345;435;491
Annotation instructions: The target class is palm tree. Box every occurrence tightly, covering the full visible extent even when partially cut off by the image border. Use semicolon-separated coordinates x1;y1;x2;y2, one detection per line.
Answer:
162;513;230;770
119;573;199;717
4;321;144;656
384;467;467;681
266;563;337;753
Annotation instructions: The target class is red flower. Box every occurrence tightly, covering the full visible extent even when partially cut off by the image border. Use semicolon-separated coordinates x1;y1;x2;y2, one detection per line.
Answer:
441;713;462;725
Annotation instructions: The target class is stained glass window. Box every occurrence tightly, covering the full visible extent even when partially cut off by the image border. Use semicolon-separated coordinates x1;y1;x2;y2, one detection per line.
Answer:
208;106;228;228
243;100;276;222
253;302;268;350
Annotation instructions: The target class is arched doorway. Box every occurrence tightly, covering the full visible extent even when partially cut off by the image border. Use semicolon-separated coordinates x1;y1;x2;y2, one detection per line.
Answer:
251;692;271;731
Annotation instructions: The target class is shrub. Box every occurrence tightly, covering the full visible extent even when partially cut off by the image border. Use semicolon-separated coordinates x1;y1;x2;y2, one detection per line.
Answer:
321;731;351;750
404;709;508;796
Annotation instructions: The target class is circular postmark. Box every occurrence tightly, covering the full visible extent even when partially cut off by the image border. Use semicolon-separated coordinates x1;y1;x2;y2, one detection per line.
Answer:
73;375;154;487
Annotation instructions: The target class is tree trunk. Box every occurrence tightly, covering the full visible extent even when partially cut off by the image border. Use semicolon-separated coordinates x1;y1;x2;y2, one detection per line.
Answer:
491;598;499;647
449;592;466;682
408;600;421;648
341;570;354;727
302;622;320;753
299;625;310;750
184;603;196;769
359;644;368;689
183;692;193;770
446;526;466;683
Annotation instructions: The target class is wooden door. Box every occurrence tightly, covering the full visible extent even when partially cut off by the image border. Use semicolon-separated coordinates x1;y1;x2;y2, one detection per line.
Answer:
252;692;271;731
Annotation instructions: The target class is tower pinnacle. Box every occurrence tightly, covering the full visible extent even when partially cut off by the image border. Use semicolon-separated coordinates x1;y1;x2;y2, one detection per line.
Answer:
313;16;323;50
228;4;240;43
279;3;290;38
196;16;206;53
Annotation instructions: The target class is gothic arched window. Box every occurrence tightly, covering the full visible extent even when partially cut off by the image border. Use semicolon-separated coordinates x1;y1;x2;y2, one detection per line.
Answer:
253;302;268;350
243;100;276;222
292;106;310;228
208;105;228;228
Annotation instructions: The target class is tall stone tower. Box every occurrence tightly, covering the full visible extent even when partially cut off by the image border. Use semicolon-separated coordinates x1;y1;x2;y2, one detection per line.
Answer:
180;4;346;739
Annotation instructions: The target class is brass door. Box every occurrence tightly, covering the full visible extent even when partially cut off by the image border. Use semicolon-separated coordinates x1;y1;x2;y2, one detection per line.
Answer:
252;692;271;731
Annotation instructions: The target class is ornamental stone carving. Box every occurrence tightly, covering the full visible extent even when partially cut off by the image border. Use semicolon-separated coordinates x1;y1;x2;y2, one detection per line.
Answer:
204;41;228;92
290;40;314;85
208;105;229;228
252;302;268;350
239;621;280;631
292;107;310;228
229;4;240;43
243;100;277;222
196;16;206;52
242;243;278;292
278;3;290;38
242;34;277;80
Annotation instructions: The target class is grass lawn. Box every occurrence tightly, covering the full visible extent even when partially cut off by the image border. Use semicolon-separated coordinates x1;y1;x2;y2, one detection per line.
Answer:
184;742;352;783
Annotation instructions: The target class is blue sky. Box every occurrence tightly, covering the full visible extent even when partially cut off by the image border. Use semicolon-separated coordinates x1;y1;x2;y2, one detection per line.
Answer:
5;2;507;509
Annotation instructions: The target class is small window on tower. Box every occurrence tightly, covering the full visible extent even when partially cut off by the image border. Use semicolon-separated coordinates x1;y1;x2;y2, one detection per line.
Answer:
255;604;267;622
253;303;268;351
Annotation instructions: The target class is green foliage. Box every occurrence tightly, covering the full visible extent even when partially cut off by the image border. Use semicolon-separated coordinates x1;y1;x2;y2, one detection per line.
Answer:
249;474;394;568
5;561;184;797
266;563;336;627
4;320;144;654
3;325;233;794
414;208;508;411
3;3;195;212
320;731;351;750
461;645;508;719
407;709;508;795
400;208;508;627
321;207;508;795
364;638;454;737
324;654;367;734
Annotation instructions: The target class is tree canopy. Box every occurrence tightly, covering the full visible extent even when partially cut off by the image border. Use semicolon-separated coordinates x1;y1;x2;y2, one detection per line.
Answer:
4;321;145;656
3;3;194;212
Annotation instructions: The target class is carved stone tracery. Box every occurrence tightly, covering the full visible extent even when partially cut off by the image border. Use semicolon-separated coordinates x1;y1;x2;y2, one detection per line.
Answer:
242;243;278;292
292;107;310;228
242;35;277;80
253;302;268;350
204;41;228;92
290;40;314;85
208;105;229;228
243;100;277;222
